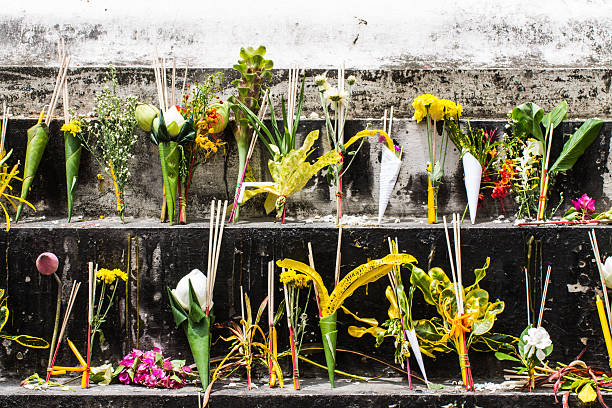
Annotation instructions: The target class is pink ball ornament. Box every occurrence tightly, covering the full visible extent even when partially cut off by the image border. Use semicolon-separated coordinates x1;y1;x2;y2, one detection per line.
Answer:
36;252;59;276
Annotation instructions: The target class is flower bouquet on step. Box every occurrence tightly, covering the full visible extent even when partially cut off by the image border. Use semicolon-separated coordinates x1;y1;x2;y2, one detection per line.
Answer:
412;95;461;224
167;200;226;389
505;101;603;220
277;252;417;388
15;44;69;222
78;66;139;222
446;119;500;224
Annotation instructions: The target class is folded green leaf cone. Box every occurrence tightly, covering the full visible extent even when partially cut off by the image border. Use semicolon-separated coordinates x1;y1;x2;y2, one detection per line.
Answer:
167;280;212;389
64;131;82;222
320;312;338;388
150;111;196;225
15;123;49;222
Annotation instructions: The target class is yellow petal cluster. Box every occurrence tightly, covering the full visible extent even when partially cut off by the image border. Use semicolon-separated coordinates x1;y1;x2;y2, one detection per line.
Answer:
96;268;128;284
60;120;81;136
412;94;463;122
279;269;312;288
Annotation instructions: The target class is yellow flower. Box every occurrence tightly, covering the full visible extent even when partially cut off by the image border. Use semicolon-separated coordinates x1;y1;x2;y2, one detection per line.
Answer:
60;120;81;136
96;268;116;284
440;99;463;119
412;94;441;123
280;269;297;284
113;268;128;282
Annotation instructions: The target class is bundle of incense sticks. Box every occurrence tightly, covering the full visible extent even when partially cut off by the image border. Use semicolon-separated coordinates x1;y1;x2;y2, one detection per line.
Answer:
228;90;270;223
282;267;300;390
1;102;9;154
84;262;97;388
205;200;228;315
46;281;81;381
44;39;70;126
442;214;474;391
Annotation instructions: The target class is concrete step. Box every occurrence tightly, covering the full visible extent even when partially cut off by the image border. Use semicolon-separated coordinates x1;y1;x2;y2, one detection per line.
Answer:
1;220;610;381
0;379;595;408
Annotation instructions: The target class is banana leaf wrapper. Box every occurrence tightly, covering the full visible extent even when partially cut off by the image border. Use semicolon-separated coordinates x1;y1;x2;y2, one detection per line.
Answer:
15;123;49;222
64;131;82;222
151;113;195;226
319;312;338;388
167;281;212;389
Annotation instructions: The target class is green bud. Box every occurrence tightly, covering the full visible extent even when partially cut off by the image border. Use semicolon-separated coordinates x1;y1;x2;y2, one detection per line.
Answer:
135;103;159;132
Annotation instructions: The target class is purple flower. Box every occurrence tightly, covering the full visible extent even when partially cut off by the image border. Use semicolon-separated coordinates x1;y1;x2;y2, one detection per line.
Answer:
163;359;173;371
394;145;401;153
377;132;386;143
118;370;131;385
572;193;595;213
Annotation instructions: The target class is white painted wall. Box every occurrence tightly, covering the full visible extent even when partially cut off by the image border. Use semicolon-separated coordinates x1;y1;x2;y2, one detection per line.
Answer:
2;0;612;68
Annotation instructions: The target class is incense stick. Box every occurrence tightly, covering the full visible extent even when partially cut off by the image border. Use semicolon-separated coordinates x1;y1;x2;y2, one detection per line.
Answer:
442;216;460;309
228;90;270;222
1;102;8;154
205;199;228;312
307;242;322;316
171;57;176;107
388;106;394;138
524;267;531;326
46;280;80;381
240;286;245;320
334;227;342;286
537;265;551;328
180;61;189;100
382;109;387;135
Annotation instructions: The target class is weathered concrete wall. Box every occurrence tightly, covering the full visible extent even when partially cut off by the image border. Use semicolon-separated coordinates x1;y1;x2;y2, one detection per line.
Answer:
2;0;612;69
2;67;612;120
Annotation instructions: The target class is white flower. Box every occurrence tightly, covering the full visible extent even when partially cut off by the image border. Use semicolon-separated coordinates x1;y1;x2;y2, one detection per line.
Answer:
523;139;543;158
171;269;209;311
314;74;329;90
522;326;552;361
346;75;356;86
603;257;612;289
163;105;186;137
324;87;347;110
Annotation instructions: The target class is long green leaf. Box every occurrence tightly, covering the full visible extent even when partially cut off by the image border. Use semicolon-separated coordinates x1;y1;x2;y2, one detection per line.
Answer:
64;131;82;222
15;123;49;222
159;141;180;225
232;98;276;158
549;118;604;173
541;100;568;129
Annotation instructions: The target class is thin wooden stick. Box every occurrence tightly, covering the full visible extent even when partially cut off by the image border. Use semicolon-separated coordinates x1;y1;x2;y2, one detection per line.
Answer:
240;286;245;320
63;79;70;124
46;280;80;381
537;265;551;328
206;200;215;310
454;213;464;313
180;60;189;100
307;242;322;316
1;102;8;153
383;109;387;135
334;227;342;286
210;200;228;294
524;267;531;326
388;106;394;138
268;261;274;325
442;216;460;310
161;58;168;110
46;47;66;124
46;54;70;126
171;57;176;107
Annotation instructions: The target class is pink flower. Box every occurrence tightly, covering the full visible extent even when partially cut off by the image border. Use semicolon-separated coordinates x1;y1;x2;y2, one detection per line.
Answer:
377;132;386;143
572;193;595;214
118;371;131;385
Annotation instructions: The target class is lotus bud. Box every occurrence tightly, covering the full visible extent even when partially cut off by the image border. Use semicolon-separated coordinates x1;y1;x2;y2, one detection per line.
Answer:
36;252;59;276
171;269;209;311
163;105;186;138
135;104;159;132
205;101;230;134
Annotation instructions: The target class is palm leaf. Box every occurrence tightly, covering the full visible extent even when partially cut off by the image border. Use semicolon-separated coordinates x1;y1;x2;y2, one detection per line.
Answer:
549;118;604;173
15;123;49;221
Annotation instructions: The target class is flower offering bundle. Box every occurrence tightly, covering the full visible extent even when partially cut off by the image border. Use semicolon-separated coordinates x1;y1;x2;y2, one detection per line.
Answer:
15;41;70;222
277;251;417;387
116;347;195;389
167;200;227;389
412;94;462;223
60;79;84;222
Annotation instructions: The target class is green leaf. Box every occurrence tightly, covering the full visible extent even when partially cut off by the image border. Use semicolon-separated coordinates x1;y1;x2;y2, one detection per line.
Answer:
472;300;504;336
495;351;520;362
511;102;544;142
233;64;247;76
541;100;567;129
167;286;188;327
188;280;206;323
410;266;435;305
549;118;604;173
466;257;490;293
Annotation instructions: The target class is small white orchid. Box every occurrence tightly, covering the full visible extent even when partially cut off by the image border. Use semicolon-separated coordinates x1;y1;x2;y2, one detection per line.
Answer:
523;139;543;158
603;257;612;289
171;269;209;311
522;326;552;362
163;105;186;137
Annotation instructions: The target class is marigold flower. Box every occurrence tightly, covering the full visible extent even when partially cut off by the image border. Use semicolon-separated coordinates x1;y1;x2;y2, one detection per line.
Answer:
61;120;81;136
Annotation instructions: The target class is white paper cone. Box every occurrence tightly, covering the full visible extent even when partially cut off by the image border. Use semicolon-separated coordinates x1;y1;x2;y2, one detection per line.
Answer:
378;147;402;224
462;151;482;225
406;328;429;386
